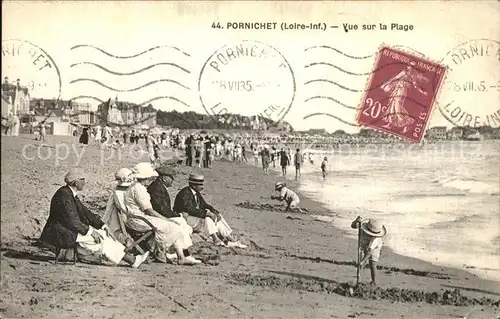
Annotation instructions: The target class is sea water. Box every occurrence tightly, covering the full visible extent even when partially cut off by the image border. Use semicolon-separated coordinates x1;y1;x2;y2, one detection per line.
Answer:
277;141;500;282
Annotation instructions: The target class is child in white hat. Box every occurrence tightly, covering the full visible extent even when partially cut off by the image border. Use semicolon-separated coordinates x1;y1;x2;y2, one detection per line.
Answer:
271;182;300;211
351;216;387;285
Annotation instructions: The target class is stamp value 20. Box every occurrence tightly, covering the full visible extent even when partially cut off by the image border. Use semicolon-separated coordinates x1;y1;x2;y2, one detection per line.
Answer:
198;40;296;125
356;46;446;142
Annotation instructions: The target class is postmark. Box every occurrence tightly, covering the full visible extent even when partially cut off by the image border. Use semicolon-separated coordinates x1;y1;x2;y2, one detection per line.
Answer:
438;39;500;128
2;39;62;102
198;40;296;125
356;46;446;143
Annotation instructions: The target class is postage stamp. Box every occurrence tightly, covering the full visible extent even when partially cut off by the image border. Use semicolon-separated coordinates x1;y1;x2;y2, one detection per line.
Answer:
198;40;296;125
438;39;500;128
356;46;447;143
2;39;62;102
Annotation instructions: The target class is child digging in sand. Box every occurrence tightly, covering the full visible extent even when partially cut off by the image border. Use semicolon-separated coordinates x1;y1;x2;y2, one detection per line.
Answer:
351;216;387;286
271;182;306;213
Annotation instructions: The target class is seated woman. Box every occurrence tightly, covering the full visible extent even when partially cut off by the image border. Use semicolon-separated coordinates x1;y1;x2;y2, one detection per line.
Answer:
116;163;199;265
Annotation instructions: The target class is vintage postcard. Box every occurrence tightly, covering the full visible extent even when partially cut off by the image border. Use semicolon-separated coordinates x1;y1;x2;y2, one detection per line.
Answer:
1;1;499;318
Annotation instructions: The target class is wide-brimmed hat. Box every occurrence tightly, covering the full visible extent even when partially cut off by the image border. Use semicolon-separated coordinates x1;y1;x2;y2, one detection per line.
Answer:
275;182;285;190
115;168;135;187
64;168;86;184
361;219;387;237
132;162;158;179
188;173;204;185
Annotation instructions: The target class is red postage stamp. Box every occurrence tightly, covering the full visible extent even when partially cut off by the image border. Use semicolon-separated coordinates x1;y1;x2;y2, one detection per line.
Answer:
356;46;447;143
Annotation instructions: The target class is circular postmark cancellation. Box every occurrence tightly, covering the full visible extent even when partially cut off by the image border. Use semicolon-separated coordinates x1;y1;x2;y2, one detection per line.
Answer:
198;40;296;124
439;39;500;128
2;39;62;101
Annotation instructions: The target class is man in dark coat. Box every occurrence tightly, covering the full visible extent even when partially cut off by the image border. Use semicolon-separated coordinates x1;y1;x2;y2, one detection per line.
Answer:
147;166;201;264
173;173;246;248
39;168;149;267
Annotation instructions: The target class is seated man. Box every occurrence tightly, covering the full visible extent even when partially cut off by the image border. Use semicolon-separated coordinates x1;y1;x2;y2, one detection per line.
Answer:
271;182;302;211
39;168;149;268
147;166;201;264
173;173;247;248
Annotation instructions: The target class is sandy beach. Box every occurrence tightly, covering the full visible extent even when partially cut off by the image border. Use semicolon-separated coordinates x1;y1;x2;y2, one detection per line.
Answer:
1;135;499;319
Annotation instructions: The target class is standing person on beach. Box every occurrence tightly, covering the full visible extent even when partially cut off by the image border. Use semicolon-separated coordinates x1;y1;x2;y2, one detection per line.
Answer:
241;143;248;163
293;148;303;180
40;122;46;142
261;145;271;175
271;182;300;211
321;157;328;179
39;168;150;268
253;147;259;165
79;127;89;146
280;148;290;177
351;216;387;286
173;173;247;248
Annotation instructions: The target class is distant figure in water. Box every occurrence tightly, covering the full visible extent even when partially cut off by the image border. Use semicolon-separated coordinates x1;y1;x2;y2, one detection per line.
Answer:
321;157;328;179
79;127;89;145
351;216;387;286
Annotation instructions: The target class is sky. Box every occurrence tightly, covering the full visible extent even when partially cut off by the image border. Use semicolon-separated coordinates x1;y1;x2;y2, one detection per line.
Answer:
2;1;499;133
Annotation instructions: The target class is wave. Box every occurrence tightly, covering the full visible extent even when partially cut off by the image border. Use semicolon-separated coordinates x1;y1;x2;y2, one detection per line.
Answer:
70;62;191;75
436;177;499;195
70;44;191;58
303;112;358;126
69;95;191;108
304;45;425;59
69;78;190;91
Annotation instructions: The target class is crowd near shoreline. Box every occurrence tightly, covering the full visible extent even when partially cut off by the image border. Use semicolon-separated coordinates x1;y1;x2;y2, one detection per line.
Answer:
1;134;499;318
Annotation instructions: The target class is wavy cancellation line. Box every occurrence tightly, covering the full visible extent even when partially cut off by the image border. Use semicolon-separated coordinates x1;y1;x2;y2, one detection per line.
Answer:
304;96;357;110
305;73;442;95
69;95;192;108
70;78;191;92
71;44;191;58
304;94;431;110
303;112;358;127
70;62;191;75
303;61;429;76
303;45;425;59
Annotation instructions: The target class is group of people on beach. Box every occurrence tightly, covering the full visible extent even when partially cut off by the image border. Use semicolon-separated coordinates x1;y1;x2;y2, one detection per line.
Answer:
39;163;247;268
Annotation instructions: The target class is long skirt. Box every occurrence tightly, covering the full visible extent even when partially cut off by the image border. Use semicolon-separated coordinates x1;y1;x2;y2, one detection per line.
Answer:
126;215;188;252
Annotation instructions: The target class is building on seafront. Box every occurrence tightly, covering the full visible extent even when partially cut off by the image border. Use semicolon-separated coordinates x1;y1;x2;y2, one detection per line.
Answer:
97;97;157;128
1;77;30;117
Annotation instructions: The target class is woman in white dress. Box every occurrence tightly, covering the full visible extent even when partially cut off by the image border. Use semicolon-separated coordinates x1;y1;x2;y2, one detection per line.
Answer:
118;163;198;265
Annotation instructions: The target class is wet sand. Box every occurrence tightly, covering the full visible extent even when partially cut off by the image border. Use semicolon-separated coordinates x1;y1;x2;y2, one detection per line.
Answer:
1;136;499;319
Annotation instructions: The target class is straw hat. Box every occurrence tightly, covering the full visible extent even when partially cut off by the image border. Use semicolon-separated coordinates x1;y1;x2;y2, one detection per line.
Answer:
275;182;285;191
132;162;158;179
361;219;387;237
188;173;204;185
114;168;135;187
64;168;86;184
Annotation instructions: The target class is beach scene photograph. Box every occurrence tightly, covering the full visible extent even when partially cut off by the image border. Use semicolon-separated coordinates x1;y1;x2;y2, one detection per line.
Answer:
1;1;499;318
